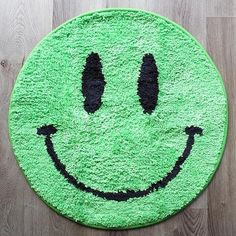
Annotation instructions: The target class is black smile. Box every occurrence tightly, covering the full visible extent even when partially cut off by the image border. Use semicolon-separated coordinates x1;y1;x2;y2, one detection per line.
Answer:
37;125;203;201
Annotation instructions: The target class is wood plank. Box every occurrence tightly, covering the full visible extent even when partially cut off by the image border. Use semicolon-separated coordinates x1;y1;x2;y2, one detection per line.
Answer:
148;0;206;45
53;0;107;29
0;1;53;236
51;2;112;236
207;0;236;17
207;17;236;236
129;1;208;236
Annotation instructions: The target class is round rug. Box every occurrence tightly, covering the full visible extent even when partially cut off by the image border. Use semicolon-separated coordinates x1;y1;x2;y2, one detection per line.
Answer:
9;9;228;229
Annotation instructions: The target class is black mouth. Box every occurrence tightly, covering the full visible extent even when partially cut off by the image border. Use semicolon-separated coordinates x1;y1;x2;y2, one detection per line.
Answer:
37;125;203;201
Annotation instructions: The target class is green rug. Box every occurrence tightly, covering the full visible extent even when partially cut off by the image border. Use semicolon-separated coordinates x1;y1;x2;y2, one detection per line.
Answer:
9;9;228;229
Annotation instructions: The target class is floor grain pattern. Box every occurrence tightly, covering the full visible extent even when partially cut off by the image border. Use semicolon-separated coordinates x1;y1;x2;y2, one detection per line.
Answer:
0;0;234;235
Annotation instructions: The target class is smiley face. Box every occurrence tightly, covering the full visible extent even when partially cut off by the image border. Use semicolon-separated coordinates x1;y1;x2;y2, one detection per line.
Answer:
36;52;203;201
9;9;227;228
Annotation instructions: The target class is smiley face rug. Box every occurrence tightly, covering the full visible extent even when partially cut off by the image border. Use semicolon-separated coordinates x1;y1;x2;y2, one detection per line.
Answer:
9;9;228;229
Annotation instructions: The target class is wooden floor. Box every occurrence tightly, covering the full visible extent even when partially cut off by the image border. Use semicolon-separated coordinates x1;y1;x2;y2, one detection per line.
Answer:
0;1;235;235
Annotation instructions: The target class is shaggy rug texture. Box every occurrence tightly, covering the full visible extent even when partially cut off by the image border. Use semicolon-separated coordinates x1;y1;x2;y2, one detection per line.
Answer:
9;9;228;229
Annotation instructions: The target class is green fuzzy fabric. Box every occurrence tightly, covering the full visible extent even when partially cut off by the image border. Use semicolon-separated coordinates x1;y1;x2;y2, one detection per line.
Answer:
9;9;228;229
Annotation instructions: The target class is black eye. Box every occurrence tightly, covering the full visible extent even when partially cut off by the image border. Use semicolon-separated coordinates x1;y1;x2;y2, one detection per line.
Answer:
82;52;106;113
137;53;159;114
